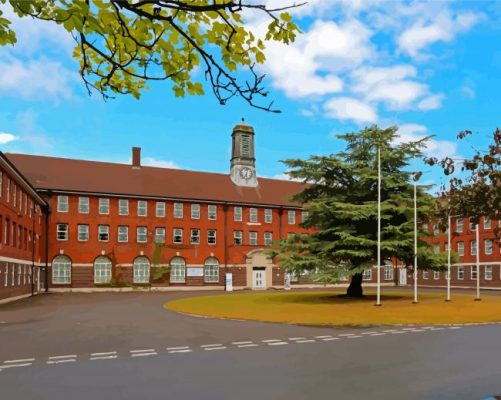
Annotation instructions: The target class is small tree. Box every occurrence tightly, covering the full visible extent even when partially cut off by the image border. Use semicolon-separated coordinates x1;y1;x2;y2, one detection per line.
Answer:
0;0;301;111
271;126;448;297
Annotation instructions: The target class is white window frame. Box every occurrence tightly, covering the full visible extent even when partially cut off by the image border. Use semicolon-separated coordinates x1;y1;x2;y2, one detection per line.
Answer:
433;270;440;280
264;232;272;245
137;200;148;217
57;195;69;213
133;257;150;284
384;265;393;280
234;207;242;222
423;270;429;280
94;256;112;284
208;205;217;220
52;255;71;284
118;226;128;243
362;269;372;280
170;257;186;283
56;224;68;241
207;229;217;245
191;204;200;219
156;202;165;217
99;198;110;215
98;225;110;242
137;226;147;243
471;265;478;280
470;240;477;256
118;199;129;216
234;230;242;245
457;266;464;280
77;224;89;242
433;244;440;255
264;209;272;223
485;239;493;255
174;203;183;219
456;218;463;233
301;211;309;223
288;210;296;225
78;197;90;214
249;231;258;245
485;265;493;281
173;228;183;244
190;229;200;244
155;227;166;244
249;208;258;223
483;217;491;230
204;257;219;283
457;241;464;256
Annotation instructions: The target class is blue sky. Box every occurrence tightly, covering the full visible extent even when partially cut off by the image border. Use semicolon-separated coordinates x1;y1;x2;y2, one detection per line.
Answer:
0;0;499;190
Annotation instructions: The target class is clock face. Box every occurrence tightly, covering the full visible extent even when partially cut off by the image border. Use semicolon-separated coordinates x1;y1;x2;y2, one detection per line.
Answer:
240;167;254;180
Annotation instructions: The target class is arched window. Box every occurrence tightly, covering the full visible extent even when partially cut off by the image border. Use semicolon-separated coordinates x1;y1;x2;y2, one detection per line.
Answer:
52;255;71;284
170;257;185;283
94;256;112;284
204;257;219;283
133;256;150;283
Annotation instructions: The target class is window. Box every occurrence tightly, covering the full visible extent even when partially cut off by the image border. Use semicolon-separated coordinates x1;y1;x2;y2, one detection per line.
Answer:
485;265;493;281
173;228;183;244
191;204;200;219
471;265;478;280
423;270;429;279
118;226;128;243
264;209;272;223
208;205;217;220
94;256;112;284
434;271;440;280
52;255;71;284
170;257;186;283
0;171;2;197
204;257;219;283
234;207;242;222
190;229;200;244
457;266;464;280
301;211;309;223
174;203;183;218
57;195;69;212
434;244;440;254
6;178;10;202
470;240;477;256
99;198;109;215
137;200;148;216
13;184;16;207
433;224;439;235
457;241;464;256
56;224;68;241
155;227;165;244
207;229;217;244
133;256;150;284
384;265;393;280
288;210;296;225
156;202;165;217
137;227;147;243
264;232;273;245
484;217;491;230
234;230;242;245
363;269;372;280
456;218;463;233
485;239;493;255
287;233;295;240
98;225;109;242
469;221;476;231
249;208;258;223
79;197;90;214
118;199;129;215
249;231;258;245
77;224;89;242
241;134;251;156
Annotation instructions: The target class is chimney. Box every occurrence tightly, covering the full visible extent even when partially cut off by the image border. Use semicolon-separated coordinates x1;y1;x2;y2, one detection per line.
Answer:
132;147;141;169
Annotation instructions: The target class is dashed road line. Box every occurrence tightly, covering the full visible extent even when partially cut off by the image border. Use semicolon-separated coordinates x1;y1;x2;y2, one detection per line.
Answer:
262;339;282;343
391;331;407;334
47;359;76;365
48;355;77;360
0;362;33;369
295;339;316;343
200;344;223;348
4;358;35;364
267;341;288;346
90;355;117;361
410;329;425;332
347;335;363;339
369;333;387;336
362;331;378;335
90;352;117;357
237;344;259;348
232;341;253;345
167;346;190;351
314;335;333;339
288;337;306;341
168;349;192;354
322;337;340;341
204;346;227;351
338;333;356;337
130;349;155;354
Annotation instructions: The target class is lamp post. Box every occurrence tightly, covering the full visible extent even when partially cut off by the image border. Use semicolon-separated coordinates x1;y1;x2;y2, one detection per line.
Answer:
375;145;382;307
413;155;418;304
446;213;451;302
475;223;481;301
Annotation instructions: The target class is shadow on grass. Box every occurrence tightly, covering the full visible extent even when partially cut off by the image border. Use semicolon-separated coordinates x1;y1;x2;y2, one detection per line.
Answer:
267;293;408;305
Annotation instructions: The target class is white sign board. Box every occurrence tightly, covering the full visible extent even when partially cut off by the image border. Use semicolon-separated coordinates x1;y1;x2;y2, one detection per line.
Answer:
187;267;204;277
284;274;291;290
225;273;233;292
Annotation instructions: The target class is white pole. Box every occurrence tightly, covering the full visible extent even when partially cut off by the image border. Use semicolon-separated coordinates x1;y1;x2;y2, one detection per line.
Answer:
413;155;418;304
376;145;382;306
446;213;451;302
475;224;481;301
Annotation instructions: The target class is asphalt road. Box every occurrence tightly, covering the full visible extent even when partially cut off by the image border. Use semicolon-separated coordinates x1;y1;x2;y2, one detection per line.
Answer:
1;290;501;399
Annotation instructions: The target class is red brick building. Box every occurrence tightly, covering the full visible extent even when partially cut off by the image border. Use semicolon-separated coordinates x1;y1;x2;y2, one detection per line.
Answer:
0;122;499;303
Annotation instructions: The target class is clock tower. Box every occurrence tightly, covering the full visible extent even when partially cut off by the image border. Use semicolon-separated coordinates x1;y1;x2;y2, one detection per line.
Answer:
230;120;258;187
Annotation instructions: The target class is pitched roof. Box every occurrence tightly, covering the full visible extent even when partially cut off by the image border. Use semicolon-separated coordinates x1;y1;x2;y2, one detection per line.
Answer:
6;153;304;208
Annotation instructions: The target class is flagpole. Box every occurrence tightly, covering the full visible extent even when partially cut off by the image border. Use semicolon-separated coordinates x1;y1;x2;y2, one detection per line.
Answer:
375;145;382;307
446;213;452;302
475;223;481;301
413;155;418;304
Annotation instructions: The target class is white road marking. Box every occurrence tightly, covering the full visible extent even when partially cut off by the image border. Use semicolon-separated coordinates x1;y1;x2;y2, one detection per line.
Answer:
347;335;363;339
168;349;192;354
448;326;462;330
204;346;226;351
237;344;258;348
90;355;117;361
90;352;116;357
422;327;435;330
369;333;387;336
232;341;253;345
131;352;158;357
402;328;418;331
315;335;333;339
3;358;35;364
338;333;356;337
130;349;155;354
48;355;77;360
267;342;288;346
167;346;190;351
295;339;316;343
262;339;282;343
322;337;340;341
361;331;378;335
410;329;425;332
391;331;407;334
288;337;306;341
47;359;76;365
383;329;398;333
200;344;223;348
429;327;445;331
0;362;32;369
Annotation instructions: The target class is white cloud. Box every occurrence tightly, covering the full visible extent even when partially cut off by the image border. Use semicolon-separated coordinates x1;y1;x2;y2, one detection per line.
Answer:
395;124;459;160
0;132;17;144
142;157;181;169
324;97;377;124
417;94;444;110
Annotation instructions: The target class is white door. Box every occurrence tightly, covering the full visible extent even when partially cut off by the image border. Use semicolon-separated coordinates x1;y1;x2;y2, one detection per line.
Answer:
399;269;407;285
253;270;266;289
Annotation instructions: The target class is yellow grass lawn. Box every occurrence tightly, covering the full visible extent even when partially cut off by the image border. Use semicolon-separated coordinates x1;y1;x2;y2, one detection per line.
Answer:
165;291;501;326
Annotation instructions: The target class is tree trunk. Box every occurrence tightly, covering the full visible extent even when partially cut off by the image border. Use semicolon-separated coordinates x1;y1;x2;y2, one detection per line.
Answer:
346;273;364;297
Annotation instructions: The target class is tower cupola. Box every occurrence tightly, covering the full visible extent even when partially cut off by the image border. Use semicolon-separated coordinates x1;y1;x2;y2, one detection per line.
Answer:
230;119;258;187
